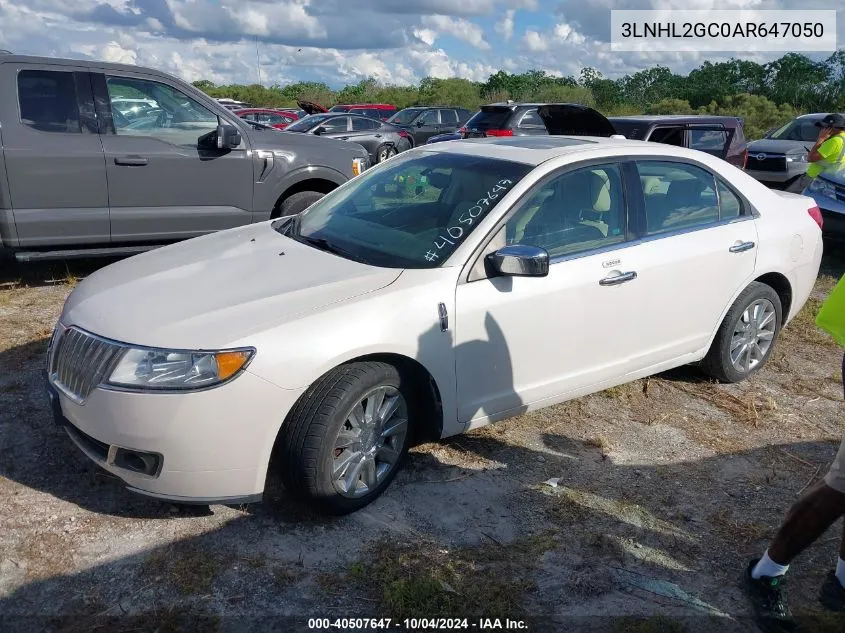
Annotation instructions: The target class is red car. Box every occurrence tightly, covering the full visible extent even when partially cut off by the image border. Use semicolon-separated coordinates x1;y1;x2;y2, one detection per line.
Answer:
298;100;397;121
233;108;299;130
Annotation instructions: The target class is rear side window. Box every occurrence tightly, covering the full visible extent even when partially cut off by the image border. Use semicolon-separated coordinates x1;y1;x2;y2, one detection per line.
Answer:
18;70;81;133
518;109;545;130
689;129;728;153
717;179;743;220
351;117;379;131
465;107;512;130
439;109;458;125
636;161;719;235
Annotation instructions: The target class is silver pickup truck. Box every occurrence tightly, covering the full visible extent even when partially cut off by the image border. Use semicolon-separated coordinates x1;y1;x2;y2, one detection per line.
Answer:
0;54;369;262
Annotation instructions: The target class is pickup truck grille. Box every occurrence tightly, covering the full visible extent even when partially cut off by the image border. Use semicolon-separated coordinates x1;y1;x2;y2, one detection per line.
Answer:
746;152;786;172
48;327;124;404
835;181;845;203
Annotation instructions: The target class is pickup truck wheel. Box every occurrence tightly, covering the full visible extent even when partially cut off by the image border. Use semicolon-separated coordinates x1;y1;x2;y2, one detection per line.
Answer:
701;282;782;383
376;144;397;163
277;362;411;514
279;191;324;216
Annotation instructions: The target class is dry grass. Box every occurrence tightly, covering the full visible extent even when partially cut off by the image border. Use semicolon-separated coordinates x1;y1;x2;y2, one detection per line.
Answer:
670;382;776;427
141;545;226;596
344;532;559;619
708;508;771;547
782;297;838;348
15;532;76;580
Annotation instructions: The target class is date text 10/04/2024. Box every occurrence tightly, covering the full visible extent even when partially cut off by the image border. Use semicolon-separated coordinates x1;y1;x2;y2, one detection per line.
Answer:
307;618;529;630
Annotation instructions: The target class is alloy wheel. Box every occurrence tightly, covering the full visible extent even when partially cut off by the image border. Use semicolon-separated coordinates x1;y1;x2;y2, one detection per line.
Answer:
330;386;408;498
730;298;776;373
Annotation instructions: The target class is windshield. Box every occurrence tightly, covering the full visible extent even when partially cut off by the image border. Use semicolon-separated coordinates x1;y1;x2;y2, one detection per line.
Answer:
465;107;513;130
285;114;328;132
330;105;352;112
287;152;532;268
768;118;822;142
388;109;424;125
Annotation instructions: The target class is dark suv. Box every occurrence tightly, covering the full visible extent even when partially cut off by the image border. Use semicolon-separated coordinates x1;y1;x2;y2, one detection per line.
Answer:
462;104;747;168
607;116;747;169
387;106;473;145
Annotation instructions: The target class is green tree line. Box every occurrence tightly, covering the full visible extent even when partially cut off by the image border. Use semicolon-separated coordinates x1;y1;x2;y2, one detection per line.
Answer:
193;50;845;139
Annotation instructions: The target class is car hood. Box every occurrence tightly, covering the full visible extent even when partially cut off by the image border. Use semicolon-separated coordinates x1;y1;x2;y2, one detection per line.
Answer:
537;103;617;137
745;138;813;154
61;222;402;350
297;99;328;115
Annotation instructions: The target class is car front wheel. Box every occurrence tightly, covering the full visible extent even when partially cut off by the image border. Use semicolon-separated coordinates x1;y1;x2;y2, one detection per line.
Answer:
702;281;782;383
277;362;411;514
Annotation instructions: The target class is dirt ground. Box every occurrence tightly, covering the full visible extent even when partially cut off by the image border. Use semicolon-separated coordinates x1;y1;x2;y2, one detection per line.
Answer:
2;253;845;633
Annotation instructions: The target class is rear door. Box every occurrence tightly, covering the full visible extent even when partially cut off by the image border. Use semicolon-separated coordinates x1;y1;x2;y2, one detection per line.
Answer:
345;116;383;161
412;110;442;144
93;71;255;243
437;109;461;134
0;62;109;247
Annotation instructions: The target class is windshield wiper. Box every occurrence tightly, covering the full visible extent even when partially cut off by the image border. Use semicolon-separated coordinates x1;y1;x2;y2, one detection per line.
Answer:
295;233;361;262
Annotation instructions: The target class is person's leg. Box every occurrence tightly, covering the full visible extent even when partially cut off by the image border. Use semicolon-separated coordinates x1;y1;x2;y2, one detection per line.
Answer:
764;480;845;566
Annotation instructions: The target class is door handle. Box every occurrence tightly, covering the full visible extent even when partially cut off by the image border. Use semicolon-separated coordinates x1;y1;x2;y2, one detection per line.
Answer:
338;136;349;141
599;271;637;286
729;241;755;253
374;134;382;138
114;156;148;167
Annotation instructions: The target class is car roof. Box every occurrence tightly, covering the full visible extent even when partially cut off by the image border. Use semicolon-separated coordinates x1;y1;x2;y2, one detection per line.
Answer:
0;53;171;76
419;135;668;165
607;115;741;123
796;113;833;119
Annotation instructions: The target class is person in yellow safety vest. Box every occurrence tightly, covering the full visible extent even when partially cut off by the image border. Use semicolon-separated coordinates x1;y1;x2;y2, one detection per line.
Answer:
744;273;845;629
805;113;845;182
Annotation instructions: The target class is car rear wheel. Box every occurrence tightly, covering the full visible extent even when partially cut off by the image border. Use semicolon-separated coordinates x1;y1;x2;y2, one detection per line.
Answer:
280;190;324;216
277;362;411;514
376;144;397;163
701;282;782;383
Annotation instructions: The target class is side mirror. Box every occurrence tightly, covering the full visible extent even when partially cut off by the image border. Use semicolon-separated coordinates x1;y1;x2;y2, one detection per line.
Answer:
486;245;549;277
216;123;241;149
314;126;327;135
416;120;425;128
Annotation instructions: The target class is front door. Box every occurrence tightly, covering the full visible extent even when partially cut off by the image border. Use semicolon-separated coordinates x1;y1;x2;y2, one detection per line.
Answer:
0;63;109;246
454;162;643;423
93;72;254;243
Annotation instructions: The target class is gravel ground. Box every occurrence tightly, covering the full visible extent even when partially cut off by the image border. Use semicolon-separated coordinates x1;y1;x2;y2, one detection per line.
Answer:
1;254;845;633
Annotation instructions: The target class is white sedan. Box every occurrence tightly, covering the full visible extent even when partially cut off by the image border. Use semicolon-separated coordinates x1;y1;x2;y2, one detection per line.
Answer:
47;136;823;513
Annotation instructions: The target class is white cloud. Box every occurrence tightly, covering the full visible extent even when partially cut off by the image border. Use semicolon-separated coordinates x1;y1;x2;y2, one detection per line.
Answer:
413;28;437;46
495;9;515;41
422;15;490;50
552;23;586;45
521;30;548;52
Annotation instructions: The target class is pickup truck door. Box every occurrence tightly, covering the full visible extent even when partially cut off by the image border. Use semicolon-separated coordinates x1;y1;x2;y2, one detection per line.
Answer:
91;71;254;243
0;62;109;247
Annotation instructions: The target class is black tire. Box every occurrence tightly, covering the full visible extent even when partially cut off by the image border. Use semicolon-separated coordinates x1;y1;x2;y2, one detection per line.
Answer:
701;282;782;383
376;144;397;163
279;190;324;216
277;362;412;515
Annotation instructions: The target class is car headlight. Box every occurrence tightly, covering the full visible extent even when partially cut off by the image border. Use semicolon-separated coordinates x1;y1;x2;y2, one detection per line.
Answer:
351;157;368;177
809;177;837;198
786;154;807;163
106;347;254;391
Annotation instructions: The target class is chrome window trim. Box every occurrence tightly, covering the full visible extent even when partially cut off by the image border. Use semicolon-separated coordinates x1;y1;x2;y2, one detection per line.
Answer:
459;153;760;284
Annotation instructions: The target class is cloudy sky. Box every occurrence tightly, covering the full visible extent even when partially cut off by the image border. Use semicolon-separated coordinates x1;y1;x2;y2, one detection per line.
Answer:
0;0;841;87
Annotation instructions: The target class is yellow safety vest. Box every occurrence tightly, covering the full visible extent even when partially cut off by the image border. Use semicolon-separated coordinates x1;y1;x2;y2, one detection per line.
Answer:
816;274;845;347
807;131;845;179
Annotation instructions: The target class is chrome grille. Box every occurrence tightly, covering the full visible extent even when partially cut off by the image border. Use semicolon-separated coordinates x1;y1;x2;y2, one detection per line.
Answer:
49;327;124;404
745;153;786;172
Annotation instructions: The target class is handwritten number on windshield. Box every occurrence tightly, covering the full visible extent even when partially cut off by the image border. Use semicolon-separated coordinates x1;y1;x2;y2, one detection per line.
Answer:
424;179;513;262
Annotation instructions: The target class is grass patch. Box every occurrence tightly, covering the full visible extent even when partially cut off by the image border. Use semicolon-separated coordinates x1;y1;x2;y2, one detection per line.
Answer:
141;545;225;596
708;508;771;546
782;298;837;348
670;382;775;426
346;532;559;619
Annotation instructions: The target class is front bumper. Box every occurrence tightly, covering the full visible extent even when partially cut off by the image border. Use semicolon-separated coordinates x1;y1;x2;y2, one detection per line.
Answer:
744;168;803;186
47;370;304;504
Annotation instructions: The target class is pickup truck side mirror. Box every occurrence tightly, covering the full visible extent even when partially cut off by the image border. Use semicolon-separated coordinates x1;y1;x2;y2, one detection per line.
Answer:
216;123;242;149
